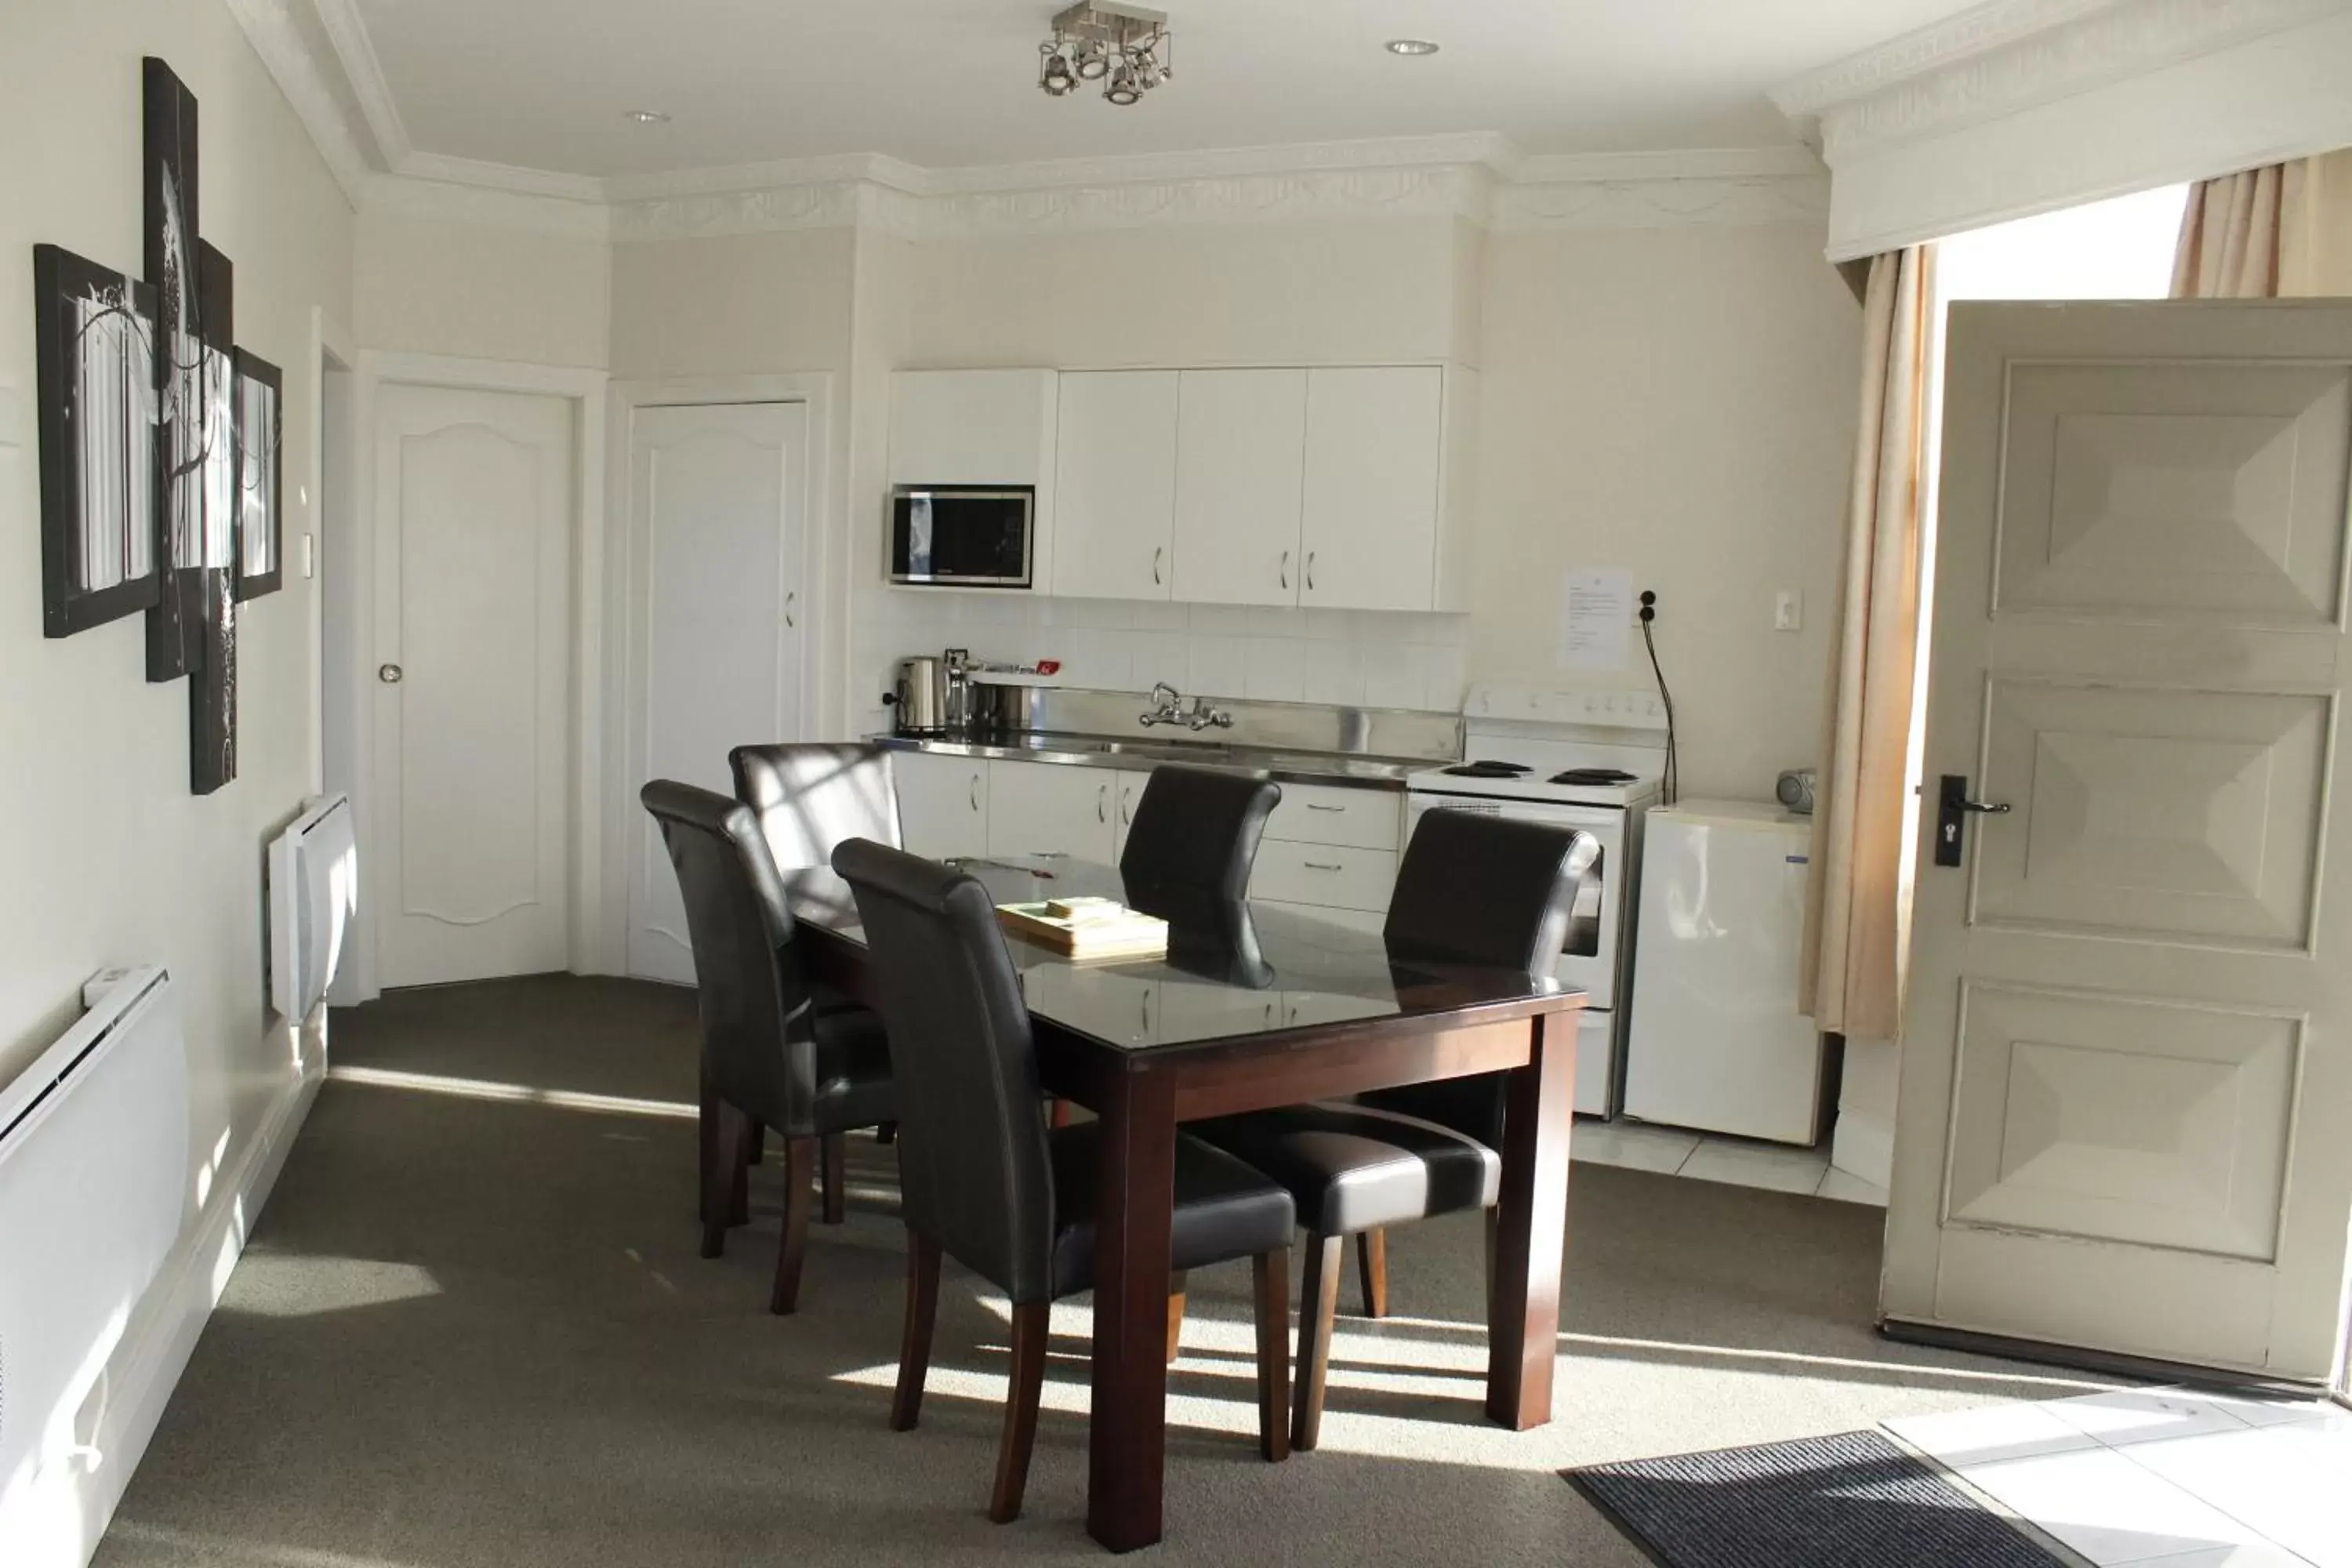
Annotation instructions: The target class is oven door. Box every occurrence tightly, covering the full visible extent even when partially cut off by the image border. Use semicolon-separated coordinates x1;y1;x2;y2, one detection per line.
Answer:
1402;792;1627;1010
889;487;1033;586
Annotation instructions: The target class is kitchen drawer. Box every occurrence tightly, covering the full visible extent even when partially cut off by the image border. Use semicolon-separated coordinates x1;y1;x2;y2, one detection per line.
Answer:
1250;840;1398;914
1263;782;1401;851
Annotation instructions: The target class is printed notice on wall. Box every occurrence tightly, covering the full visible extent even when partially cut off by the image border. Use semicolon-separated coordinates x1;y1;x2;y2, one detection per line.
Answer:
1557;568;1632;671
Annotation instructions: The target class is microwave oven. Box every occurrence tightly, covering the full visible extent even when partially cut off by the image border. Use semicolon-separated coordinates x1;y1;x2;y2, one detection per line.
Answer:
888;486;1034;588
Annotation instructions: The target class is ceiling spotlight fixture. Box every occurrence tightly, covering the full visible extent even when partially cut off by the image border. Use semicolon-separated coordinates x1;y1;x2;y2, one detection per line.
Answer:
1385;38;1439;56
1038;2;1171;107
623;108;672;124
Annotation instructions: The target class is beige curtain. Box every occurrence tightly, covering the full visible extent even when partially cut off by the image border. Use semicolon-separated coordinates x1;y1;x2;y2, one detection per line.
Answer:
2173;152;2352;297
1801;247;1936;1039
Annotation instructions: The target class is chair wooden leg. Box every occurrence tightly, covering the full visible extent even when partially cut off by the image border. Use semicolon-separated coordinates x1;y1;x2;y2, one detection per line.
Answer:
701;1101;743;1258
1293;1233;1343;1452
989;1301;1051;1523
821;1132;848;1225
697;1070;717;1225
770;1136;818;1315
891;1232;942;1431
1483;1205;1501;1323
1166;1272;1187;1364
1252;1248;1291;1462
1356;1229;1389;1319
876;1120;898;1146
1047;1098;1073;1129
746;1118;765;1165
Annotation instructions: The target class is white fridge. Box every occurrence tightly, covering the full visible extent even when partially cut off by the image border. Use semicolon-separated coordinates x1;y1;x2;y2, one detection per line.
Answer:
1623;800;1828;1144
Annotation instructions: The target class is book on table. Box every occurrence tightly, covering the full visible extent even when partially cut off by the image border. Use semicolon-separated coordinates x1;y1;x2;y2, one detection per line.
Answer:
995;896;1169;959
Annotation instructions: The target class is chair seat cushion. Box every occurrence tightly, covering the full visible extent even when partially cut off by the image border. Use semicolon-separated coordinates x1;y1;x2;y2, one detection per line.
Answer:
810;1004;898;1135
1047;1123;1295;1298
1191;1102;1500;1236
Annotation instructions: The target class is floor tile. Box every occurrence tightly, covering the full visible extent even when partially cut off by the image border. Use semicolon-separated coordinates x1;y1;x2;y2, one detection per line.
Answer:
1570;1120;1700;1174
2124;1423;2352;1568
2051;1388;2256;1448
1677;1137;1830;1196
1816;1167;1890;1207
2206;1392;2340;1429
1885;1401;2102;1468
1956;1446;2265;1566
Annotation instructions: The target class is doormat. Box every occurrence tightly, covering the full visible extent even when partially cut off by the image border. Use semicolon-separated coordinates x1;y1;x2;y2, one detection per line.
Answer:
1566;1429;2065;1568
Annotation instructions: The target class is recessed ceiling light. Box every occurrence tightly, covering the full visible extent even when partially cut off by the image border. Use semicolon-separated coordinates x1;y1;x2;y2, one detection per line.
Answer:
623;108;671;125
1385;38;1439;56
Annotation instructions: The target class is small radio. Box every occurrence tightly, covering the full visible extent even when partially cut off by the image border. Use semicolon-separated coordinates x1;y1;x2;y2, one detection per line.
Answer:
1775;768;1817;815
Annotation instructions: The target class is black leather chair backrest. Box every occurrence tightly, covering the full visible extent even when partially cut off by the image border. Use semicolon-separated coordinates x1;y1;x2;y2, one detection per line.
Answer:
730;742;903;873
1118;764;1281;904
1366;811;1600;1145
830;837;1058;1304
641;779;818;1134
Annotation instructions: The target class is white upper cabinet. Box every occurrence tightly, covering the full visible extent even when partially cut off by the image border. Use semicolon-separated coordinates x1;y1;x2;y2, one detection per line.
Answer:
1171;369;1308;608
888;369;1058;486
1054;372;1179;601
1300;366;1447;614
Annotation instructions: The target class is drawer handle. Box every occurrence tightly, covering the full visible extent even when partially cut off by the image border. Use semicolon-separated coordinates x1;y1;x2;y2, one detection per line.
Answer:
1305;803;1345;813
1098;783;1108;823
1304;861;1345;872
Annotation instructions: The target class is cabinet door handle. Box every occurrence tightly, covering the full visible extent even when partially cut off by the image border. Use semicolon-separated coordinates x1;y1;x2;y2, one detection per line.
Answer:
1305;551;1316;593
1098;783;1109;823
1280;550;1290;590
1152;546;1164;586
969;775;981;811
1304;860;1345;872
783;590;797;630
1141;991;1152;1033
1305;802;1345;813
1263;1000;1276;1024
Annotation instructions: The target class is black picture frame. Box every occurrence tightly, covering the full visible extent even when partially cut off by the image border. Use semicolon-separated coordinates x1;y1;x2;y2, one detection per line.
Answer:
232;349;282;601
189;239;238;795
32;243;162;637
143;55;204;684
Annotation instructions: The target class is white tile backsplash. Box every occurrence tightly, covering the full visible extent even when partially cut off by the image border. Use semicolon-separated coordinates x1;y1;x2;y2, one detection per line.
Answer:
852;589;1468;724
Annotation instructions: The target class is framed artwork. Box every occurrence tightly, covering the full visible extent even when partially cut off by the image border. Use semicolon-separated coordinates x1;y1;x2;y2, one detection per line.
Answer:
32;244;161;637
232;349;282;600
189;240;238;795
143;56;204;683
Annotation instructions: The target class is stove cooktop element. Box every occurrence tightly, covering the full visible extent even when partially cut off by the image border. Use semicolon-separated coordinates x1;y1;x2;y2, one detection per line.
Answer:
1551;768;1637;786
1406;685;1668;811
1442;760;1533;778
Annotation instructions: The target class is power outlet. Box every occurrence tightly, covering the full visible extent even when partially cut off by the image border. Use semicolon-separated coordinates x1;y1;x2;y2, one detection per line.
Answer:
1774;589;1803;632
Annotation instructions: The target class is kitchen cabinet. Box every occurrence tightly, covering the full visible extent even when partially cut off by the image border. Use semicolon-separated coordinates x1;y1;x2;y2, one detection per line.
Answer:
892;750;989;861
1171;369;1308;607
1263;779;1402;852
1112;768;1148;862
986;760;1118;862
889;370;1061;594
1300;366;1447;614
1250;840;1400;914
1052;372;1178;601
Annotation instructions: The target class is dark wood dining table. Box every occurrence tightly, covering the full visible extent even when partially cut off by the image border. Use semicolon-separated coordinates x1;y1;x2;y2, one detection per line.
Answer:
780;855;1586;1553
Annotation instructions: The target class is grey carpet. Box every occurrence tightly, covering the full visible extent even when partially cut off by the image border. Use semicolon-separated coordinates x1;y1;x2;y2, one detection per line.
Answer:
1568;1429;2063;1568
95;975;2117;1567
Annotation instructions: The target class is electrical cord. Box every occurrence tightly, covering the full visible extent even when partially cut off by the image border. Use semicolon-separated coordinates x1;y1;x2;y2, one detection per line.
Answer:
1639;590;1678;805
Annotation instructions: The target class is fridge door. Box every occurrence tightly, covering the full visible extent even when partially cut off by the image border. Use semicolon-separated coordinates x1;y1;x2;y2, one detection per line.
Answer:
1623;803;1826;1143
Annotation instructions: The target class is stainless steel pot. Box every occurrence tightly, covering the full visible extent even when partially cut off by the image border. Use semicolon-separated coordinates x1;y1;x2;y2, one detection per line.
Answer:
967;680;1037;739
886;656;946;735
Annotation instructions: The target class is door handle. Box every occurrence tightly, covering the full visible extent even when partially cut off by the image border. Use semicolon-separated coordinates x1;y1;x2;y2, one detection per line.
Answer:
1280;550;1290;590
1152;546;1164;586
1934;774;2010;867
378;663;403;684
784;590;797;630
1305;551;1316;593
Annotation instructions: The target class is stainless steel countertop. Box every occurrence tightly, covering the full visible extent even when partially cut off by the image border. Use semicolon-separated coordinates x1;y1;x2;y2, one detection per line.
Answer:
871;732;1426;789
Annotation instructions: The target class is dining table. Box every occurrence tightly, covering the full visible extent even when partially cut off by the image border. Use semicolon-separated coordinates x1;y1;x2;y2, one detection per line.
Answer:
780;854;1587;1553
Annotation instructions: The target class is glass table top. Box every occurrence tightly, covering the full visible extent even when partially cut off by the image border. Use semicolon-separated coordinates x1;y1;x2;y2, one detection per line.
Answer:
782;855;1577;1054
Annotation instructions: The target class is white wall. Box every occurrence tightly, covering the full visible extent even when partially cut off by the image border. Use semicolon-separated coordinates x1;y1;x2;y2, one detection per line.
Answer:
1474;221;1861;801
355;205;609;368
0;0;354;1553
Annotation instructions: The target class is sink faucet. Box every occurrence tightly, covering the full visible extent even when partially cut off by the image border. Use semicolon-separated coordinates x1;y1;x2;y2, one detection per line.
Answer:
1138;682;1185;728
1184;695;1234;731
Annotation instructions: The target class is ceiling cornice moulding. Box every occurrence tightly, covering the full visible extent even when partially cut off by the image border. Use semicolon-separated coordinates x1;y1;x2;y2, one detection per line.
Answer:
312;0;411;165
224;0;375;207
1773;0;2349;162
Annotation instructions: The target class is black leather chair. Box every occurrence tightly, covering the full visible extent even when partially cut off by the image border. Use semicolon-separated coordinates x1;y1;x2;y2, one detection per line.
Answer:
730;742;907;1202
1117;764;1280;904
1192;810;1598;1450
641;781;898;1315
829;837;1297;1523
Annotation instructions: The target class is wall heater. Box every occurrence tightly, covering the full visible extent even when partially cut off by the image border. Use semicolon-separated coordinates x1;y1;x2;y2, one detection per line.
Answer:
269;793;358;1022
0;967;188;1555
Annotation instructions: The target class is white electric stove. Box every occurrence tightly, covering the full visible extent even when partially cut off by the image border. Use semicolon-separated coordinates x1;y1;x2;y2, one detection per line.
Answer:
1404;685;1668;1118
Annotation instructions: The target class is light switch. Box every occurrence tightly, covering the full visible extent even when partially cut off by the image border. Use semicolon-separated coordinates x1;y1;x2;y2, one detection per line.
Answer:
1774;589;1803;632
302;532;317;579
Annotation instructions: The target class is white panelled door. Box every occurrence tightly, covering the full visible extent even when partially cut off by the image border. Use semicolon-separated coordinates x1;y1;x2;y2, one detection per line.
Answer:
625;401;809;984
372;384;575;988
1888;302;2352;1379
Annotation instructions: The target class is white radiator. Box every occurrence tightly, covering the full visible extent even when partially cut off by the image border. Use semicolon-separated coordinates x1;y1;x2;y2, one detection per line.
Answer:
269;793;358;1022
0;967;188;1555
